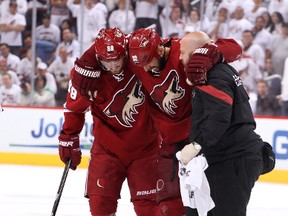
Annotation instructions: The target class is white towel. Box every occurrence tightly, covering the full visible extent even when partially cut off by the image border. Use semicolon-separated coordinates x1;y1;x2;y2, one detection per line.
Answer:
176;153;215;216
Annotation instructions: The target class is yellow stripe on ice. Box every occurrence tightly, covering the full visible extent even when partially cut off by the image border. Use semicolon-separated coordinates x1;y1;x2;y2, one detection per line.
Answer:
0;152;89;168
259;169;288;184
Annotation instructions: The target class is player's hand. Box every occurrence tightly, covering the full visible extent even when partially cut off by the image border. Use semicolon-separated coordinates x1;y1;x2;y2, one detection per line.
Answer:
179;142;202;165
215;38;242;63
58;132;82;170
71;58;100;101
185;43;221;86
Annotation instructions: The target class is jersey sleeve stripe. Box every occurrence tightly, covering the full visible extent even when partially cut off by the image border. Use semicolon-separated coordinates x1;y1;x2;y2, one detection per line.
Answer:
197;85;233;105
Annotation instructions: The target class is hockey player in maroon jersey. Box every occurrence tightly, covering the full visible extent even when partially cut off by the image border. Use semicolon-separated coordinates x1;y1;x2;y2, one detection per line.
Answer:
58;28;161;216
128;28;242;216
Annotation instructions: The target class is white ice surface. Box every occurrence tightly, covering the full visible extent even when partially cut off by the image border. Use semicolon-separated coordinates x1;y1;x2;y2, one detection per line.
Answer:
0;165;287;216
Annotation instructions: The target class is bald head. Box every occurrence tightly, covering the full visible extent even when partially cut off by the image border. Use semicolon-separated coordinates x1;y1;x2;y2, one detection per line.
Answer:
179;31;211;66
182;31;211;49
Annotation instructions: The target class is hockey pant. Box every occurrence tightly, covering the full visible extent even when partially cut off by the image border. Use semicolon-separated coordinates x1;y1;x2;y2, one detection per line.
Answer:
86;143;159;216
156;140;189;216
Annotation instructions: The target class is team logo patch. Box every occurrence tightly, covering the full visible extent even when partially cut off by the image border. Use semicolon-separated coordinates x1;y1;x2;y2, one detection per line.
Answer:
233;74;243;86
104;75;145;127
156;179;165;192
151;70;185;116
140;37;149;47
96;178;105;188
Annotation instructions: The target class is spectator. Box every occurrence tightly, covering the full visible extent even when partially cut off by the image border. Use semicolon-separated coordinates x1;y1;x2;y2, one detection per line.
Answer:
268;0;288;22
179;0;193;23
50;0;70;27
271;22;288;76
0;59;20;86
241;30;265;72
55;28;80;62
19;80;32;105
160;5;185;38
256;80;280;116
230;0;255;16
31;75;56;106
0;0;27;56
205;0;233;22
93;0;108;19
0;0;28;16
280;56;288;116
251;15;272;58
67;0;107;53
35;14;61;64
36;62;57;95
263;58;281;96
228;6;253;40
25;0;49;31
245;0;267;24
18;33;32;59
0;43;20;72
208;5;229;40
47;46;73;106
59;19;77;39
108;0;136;34
184;7;210;34
229;55;263;95
134;0;162;34
17;48;42;82
105;0;118;12
268;11;285;36
245;86;258;114
0;72;21;105
262;11;273;32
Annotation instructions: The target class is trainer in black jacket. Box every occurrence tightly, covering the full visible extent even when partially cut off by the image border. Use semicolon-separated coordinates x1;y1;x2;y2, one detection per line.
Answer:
179;31;264;216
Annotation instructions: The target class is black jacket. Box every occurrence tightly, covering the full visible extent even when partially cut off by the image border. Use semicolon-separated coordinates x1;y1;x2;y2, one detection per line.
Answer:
190;63;263;164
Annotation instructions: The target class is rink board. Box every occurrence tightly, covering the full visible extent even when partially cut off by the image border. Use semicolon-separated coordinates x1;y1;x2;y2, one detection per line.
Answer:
0;106;288;184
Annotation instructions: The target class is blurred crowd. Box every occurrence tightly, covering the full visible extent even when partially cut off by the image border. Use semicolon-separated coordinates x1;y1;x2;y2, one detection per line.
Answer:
0;0;287;117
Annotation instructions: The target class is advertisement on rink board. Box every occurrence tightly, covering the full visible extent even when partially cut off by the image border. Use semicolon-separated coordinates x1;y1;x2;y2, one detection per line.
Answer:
0;106;93;154
0;106;93;168
0;107;287;183
255;117;288;170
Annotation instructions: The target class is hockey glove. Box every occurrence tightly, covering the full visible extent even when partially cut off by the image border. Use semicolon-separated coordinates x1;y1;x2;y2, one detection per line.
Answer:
71;58;100;101
179;142;202;165
185;43;221;86
58;132;82;170
215;38;242;63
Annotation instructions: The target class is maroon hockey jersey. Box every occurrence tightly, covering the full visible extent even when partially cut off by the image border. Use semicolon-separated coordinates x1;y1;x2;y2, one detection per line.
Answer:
131;39;193;146
62;44;160;160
